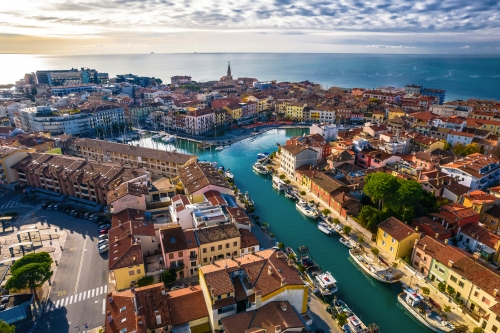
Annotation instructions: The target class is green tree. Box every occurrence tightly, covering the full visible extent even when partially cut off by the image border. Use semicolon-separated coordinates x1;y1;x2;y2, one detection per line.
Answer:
136;276;154;287
371;248;380;256
336;312;348;326
111;122;119;135
443;305;451;313
277;242;285;249
342;226;351;235
279;174;286;180
321;209;331;216
332;218;340;225
363;173;399;210
155;78;163;85
0;320;15;333
285;180;291;185
438;281;446;292
463;143;480;156
357;236;365;244
161;269;177;286
452;143;465;155
393;179;422;218
297;264;306;274
473;328;484;333
358;205;384;232
446;285;456;297
10;252;52;272
5;263;53;299
300;191;306;196
421;287;430;297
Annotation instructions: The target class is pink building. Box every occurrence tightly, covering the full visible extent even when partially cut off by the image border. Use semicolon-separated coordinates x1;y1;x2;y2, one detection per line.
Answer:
160;226;199;279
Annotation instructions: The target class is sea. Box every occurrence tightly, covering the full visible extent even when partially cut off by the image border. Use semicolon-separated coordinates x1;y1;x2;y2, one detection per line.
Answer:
1;53;500;102
133;130;432;333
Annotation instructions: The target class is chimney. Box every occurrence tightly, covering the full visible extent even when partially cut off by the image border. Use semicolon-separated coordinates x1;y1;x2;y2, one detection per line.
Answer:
268;266;273;275
127;230;131;237
161;287;166;295
494;289;499;297
415;226;419;231
155;310;161;325
444;239;449;245
423;244;427;251
473;252;480;260
133;255;136;261
448;260;454;268
435;233;439;239
280;302;287;311
275;325;282;333
107;311;113;323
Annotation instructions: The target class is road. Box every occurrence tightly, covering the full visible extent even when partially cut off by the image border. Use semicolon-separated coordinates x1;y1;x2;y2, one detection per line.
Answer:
2;195;109;333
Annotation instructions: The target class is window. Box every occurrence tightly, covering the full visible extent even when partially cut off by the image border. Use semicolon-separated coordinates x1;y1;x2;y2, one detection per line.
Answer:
120;306;126;312
218;245;222;250
450;275;458;283
392;238;396;244
203;258;207;263
416;252;421;258
492;326;498;333
129;270;134;276
203;248;207;253
383;232;387;238
233;251;238;256
226;243;229;249
382;241;386;246
178;251;183;257
136;269;141;274
459;281;464;288
482;296;491;305
217;295;222;300
211;246;215;252
168;253;174;260
191;261;197;267
474;291;479;297
390;247;394;252
233;241;237;246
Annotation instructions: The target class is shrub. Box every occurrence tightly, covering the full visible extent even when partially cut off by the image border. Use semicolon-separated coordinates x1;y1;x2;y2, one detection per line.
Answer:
370;248;379;256
136;276;154;287
342;226;351;235
421;287;430;297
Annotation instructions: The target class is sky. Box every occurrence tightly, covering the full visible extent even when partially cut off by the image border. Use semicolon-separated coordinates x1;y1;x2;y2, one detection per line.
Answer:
1;0;500;54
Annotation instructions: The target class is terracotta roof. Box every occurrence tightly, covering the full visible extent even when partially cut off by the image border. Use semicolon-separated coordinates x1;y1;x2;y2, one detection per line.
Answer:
485;204;500;218
280;144;315;156
310;172;349;194
135;283;171;330
378;217;417;241
183;229;199;249
205;190;226;206
108;236;144;271
221;301;305;333
105;290;145;333
213;297;236;310
444;183;471;196
239;229;260;249
179;162;231;194
441;153;500;179
432;244;471;267
195;224;240;245
167;285;209;326
450;256;500;300
415;235;446;255
459;224;500;249
411;216;451;238
107;182;148;204
226;206;251;226
68;138;194;165
161;226;188;253
111;209;146;228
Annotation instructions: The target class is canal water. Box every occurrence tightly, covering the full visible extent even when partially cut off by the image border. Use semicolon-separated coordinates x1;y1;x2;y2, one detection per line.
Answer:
132;128;428;333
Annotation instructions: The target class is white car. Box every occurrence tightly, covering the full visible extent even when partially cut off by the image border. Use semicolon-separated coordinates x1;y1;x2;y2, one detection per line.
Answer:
98;244;109;253
97;239;108;247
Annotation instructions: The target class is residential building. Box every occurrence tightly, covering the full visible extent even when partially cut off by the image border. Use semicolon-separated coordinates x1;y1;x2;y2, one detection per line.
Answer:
280;145;319;178
107;182;148;214
411;236;446;276
66;138;196;179
0;146;35;186
224;104;243;120
129;104;154;124
309;123;338;141
462;190;499;215
411;216;452;240
17;106;91;135
51;84;97;96
185;108;215;135
308;106;336;124
447;131;475;147
456;223;500;263
179;162;233;198
108;234;145;291
199;249;308;330
171;75;192;85
195;223;241;265
442;183;471;203
430;203;480;236
483;204;500;232
376;217;420;259
160;226;200;279
411;135;445;152
440;153;500;190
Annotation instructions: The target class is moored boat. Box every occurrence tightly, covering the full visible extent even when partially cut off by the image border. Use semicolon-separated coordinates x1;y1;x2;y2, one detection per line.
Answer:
215;146;224;151
339;237;353;248
318;222;332;235
252;162;269;175
285;247;298;261
296;199;319;219
225;170;234;181
296;246;315;268
198;142;211;149
285;189;298;201
314;271;338;295
244;191;254;206
272;176;286;191
398;288;455;332
349;248;403;283
257;152;270;162
347;314;368;333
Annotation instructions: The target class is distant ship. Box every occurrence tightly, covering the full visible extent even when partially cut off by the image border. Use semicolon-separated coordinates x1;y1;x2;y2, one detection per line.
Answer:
151;52;154;54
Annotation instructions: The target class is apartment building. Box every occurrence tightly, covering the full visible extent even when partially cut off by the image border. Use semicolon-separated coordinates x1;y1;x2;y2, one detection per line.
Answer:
160;226;200;279
0;146;35;186
185;108;215;135
65;138;196;179
440;153;500;190
280;144;318;178
195;223;241;265
11;153;148;205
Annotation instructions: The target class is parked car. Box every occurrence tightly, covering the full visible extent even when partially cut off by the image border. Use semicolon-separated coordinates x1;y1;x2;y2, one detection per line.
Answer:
98;224;111;230
98;234;108;241
70;210;77;216
99;228;109;235
1;297;8;304
42;203;49;209
97;239;108;247
98;244;109;253
47;204;54;210
169;284;185;291
53;204;59;211
83;212;90;219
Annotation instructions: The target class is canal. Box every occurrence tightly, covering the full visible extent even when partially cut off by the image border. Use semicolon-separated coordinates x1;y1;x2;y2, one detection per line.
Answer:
133;128;428;333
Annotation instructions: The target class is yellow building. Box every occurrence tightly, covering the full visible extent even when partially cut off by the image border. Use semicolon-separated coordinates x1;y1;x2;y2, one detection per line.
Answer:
108;240;145;291
285;102;308;121
295;169;315;190
477;119;500;135
376;217;420;259
461;190;498;215
199;248;308;331
388;108;406;120
223;104;243;120
0;146;35;185
195;224;241;265
372;111;385;122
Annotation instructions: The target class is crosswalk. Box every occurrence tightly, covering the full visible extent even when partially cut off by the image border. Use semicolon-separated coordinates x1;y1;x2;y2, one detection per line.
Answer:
45;285;108;313
22;204;44;218
0;198;33;210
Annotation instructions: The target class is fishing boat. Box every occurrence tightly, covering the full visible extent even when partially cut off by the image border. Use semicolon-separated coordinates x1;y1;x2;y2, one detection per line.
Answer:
252;162;269;175
334;299;354;317
349;248;403;283
215;146;224;151
398;288;455;332
339;237;353;248
285;189;298;201
296;200;319;219
272;176;286;191
256;152;270;162
244;191;254;206
296;246;315;268
318;222;332;235
225;170;234;181
314;271;338;295
347;314;368;333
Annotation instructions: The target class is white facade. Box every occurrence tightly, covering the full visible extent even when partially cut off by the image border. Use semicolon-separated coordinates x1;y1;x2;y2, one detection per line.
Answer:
447;132;473;146
185;112;215;135
307;109;336;124
18;106;90;135
309;124;338;141
441;164;500;190
280;147;319;178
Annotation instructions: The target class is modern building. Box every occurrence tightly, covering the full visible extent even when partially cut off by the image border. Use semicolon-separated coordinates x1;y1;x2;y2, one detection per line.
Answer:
51;84;97;96
376;217;420;259
0;146;35;186
440;153;500;190
422;88;446;105
252;81;272;90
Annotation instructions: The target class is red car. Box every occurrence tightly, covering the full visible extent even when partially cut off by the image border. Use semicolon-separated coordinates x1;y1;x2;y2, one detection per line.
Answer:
99;228;109;234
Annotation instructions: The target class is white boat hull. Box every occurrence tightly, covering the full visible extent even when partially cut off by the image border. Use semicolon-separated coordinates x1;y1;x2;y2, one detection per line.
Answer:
318;225;331;235
398;295;453;333
349;249;401;283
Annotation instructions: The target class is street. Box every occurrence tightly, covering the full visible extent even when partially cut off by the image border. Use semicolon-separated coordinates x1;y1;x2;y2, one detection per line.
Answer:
0;194;109;333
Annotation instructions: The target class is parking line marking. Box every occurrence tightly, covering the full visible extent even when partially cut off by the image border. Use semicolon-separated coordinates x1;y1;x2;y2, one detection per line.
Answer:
64;297;69;306
104;285;108;294
91;288;95;298
99;286;103;295
78;293;82;302
55;299;60;308
102;298;106;314
83;291;87;300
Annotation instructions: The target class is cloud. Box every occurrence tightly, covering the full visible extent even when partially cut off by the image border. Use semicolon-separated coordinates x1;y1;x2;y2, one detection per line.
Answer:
460;45;471;49
366;45;418;49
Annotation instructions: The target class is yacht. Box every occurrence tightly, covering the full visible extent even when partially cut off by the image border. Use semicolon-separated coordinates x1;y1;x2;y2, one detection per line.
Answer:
314;271;338;295
349;248;403;283
252;162;269;175
285;189;298;201
339;237;353;248
225;170;234;181
215;146;224;151
318;222;332;235
398;288;455;332
296;200;319;219
162;134;176;143
151;134;162;139
347;314;368;333
272;176;286;191
256;152;270;162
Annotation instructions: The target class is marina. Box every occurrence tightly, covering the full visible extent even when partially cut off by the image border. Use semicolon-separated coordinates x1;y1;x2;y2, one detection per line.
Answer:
129;128;436;333
296;199;319;219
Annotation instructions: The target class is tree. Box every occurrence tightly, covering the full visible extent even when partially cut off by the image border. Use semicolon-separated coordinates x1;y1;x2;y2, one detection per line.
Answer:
321;209;331;216
393;179;422;221
279;174;286;180
473;328;484;333
443;305;451;313
285;180;291;185
300;191;306;196
452;143;465;156
155;78;163;85
336;312;348;326
0;320;15;333
277;242;285;249
342;226;351;235
161;269;177;286
357;236;365;244
332;218;340;225
438;281;446;292
421;287;430;297
371;248;379;256
5;263;53;299
136;276;154;287
358;205;384;232
10;252;52;272
463;143;480;156
446;285;456;297
363;173;399;210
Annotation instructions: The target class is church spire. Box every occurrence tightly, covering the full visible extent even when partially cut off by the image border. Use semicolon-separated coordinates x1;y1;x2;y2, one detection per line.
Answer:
227;61;231;77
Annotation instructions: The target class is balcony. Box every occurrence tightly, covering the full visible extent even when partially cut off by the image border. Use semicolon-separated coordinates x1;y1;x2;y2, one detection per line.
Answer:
169;263;184;272
189;254;198;260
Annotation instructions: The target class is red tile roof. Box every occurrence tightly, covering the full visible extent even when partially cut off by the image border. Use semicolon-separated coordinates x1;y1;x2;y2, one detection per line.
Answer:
378;217;417;241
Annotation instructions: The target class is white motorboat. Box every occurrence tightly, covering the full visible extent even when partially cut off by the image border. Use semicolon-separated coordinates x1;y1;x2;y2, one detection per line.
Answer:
225;170;234;181
257;152;270;162
285;189;298;201
314;271;338;295
347;314;368;333
252;162;269;175
244;191;254;206
318;223;331;235
272;176;286;191
162;134;176;143
151;134;162;139
215;146;224;151
339;237;353;248
398;288;455;332
296;200;319;219
349;248;403;283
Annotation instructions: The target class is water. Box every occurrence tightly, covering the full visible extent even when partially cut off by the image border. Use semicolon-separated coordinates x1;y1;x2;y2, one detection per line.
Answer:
132;129;428;333
2;53;500;101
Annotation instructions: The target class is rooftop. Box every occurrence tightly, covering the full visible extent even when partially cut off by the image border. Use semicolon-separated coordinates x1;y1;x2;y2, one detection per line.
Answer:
378;217;417;241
